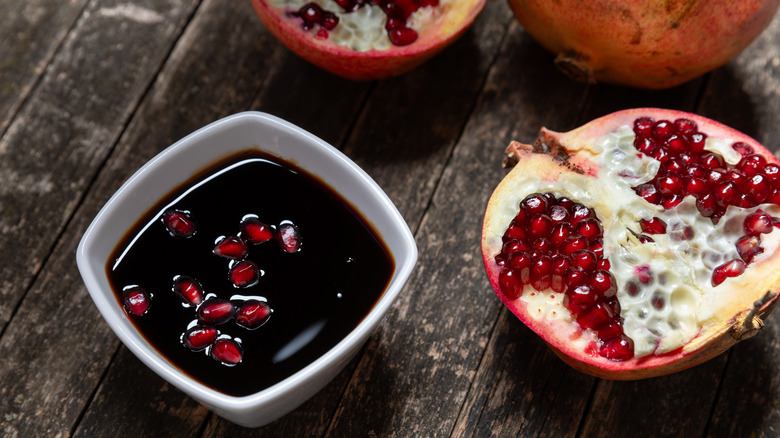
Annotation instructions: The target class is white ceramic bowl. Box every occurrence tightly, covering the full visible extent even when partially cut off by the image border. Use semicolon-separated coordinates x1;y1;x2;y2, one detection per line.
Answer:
76;112;417;427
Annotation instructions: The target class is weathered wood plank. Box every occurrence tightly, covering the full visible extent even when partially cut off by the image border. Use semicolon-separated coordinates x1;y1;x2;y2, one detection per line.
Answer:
0;0;197;334
0;0;89;135
0;0;202;436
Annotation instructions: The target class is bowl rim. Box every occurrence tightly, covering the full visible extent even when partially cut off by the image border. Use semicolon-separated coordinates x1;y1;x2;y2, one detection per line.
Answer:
76;111;418;412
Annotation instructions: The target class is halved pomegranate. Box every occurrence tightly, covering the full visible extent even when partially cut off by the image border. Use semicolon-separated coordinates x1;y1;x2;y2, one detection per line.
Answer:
481;108;780;379
507;0;780;89
250;0;485;80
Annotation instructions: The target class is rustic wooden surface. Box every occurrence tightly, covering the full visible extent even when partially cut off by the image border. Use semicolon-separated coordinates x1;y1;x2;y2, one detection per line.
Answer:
3;0;780;436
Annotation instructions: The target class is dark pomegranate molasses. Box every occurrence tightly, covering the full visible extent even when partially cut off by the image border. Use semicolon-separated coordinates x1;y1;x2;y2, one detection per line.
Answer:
108;150;394;396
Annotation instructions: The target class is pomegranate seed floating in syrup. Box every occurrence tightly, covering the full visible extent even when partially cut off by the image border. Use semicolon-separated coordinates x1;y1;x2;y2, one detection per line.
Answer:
108;150;394;396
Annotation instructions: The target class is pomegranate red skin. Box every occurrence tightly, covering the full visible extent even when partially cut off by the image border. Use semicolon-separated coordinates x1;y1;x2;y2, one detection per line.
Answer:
250;0;486;80
483;108;780;380
508;0;780;89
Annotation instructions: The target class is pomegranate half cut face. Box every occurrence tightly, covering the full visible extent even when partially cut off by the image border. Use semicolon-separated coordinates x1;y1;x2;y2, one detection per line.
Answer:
481;108;780;380
250;0;485;80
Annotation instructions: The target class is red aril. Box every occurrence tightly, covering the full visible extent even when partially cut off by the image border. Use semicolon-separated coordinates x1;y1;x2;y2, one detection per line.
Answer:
235;300;273;329
172;275;204;306
122;286;152;316
182;325;218;351
483;108;780;379
213;236;249;260
162;209;196;238
250;0;485;80
197;298;236;325
211;338;244;366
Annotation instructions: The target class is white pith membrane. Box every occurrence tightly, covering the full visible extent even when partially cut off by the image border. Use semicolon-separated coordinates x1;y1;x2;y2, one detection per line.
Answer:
485;125;780;359
268;0;452;51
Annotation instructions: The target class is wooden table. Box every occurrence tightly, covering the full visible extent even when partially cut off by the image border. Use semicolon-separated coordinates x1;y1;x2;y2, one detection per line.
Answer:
3;1;780;436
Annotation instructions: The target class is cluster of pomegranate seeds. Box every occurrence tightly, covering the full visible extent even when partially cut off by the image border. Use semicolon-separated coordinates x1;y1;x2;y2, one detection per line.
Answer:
632;117;780;222
631;116;780;287
294;0;439;46
121;211;298;366
294;2;339;38
495;193;633;361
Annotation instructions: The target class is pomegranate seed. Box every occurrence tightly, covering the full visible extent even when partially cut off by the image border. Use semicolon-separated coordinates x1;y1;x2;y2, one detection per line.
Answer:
276;222;302;253
689;132;707;153
335;0;357;11
713;181;739;206
674;118;697;134
211;338;243;366
235;300;272;329
570;249;597;271
197;298;235;325
532;237;552;252
551;254;571;293
503;223;527;242
736;235;763;263
700;153;725;170
735;194;757;211
634;137;658;156
561;235;589;255
557;197;575;211
213;236;248;260
172;275;204;306
660;158;684;176
570;204;593;223
762;164;780;183
590;270;616;297
230;260;261;288
577;302;614;330
738;154;767;177
550;222;573;247
685;163;708;179
513;208;530;225
634;183;660;204
502;239;528;255
769;189;780;204
696;193;718;217
565;285;597;313
684;177;711;198
388;27;418;46
638;235;655;243
708;169;726;185
162;209;196;238
574;218;602;240
661;194;684;208
744;174;771;203
529;214;553;237
530;256;552;291
711;259;746;287
589;239;604;258
320;12;339;30
657;176;683;195
123;286;151;316
744;211;773;235
597;318;624;340
297;2;323;23
182;325;218;351
665;135;688;154
639;217;666;234
508;251;532;284
522;194;549;214
240;217;274;244
726;169;746;186
600;335;634;361
651;120;673;142
596;259;610;270
548;205;570;223
732;142;754;156
564;266;588;288
633;117;654;137
499;268;523;299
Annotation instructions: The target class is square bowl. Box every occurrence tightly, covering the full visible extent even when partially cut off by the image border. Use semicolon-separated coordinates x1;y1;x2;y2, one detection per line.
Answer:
76;111;417;427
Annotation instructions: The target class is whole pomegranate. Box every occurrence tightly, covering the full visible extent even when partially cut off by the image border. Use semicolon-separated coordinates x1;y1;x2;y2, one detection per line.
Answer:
507;0;780;88
482;108;780;379
250;0;485;80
